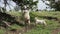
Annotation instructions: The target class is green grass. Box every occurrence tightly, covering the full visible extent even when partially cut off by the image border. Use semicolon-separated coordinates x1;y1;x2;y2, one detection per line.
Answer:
9;24;22;30
58;32;60;34
25;19;60;34
0;28;6;34
0;11;60;34
7;11;21;17
25;11;60;34
30;11;60;18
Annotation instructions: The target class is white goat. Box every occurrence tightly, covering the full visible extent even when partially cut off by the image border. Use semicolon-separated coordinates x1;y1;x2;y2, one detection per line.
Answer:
23;10;30;24
35;17;47;26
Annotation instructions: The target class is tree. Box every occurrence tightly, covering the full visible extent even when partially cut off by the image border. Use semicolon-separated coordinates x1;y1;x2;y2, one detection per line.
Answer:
0;0;38;12
14;5;20;11
12;0;38;10
0;0;13;13
43;0;60;11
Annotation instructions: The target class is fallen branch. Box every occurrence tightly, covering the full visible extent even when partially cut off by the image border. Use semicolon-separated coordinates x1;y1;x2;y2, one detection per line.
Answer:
2;21;11;27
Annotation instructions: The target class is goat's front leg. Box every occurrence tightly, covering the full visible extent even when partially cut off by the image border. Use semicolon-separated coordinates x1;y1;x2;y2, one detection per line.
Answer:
28;21;30;24
28;19;30;25
43;22;47;26
35;21;37;26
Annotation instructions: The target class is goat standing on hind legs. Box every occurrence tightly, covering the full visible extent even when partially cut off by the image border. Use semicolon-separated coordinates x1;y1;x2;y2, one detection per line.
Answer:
23;10;30;25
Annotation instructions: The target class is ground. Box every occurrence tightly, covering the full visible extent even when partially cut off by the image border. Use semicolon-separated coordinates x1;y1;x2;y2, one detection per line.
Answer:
0;11;60;34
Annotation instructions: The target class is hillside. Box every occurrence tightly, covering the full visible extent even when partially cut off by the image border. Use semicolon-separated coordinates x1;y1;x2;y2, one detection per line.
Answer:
0;11;60;34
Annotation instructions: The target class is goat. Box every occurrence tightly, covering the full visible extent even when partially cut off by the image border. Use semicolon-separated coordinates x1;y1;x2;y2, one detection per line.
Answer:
35;17;47;26
23;10;30;25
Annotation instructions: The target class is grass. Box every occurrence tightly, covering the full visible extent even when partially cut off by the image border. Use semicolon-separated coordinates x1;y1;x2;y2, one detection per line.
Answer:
30;11;60;18
0;28;6;34
25;19;60;34
58;32;60;34
25;11;60;34
9;24;22;30
0;11;60;34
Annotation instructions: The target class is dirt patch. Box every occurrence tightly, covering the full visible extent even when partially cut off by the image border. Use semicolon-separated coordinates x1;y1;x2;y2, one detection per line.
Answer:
5;24;35;34
52;28;60;34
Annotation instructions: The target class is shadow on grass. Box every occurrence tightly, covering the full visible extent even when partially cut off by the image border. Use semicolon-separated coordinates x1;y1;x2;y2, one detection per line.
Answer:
0;12;25;28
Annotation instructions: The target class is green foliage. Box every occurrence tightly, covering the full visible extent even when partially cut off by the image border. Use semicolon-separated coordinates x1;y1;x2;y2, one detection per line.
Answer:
0;0;38;12
45;0;60;11
12;0;38;10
